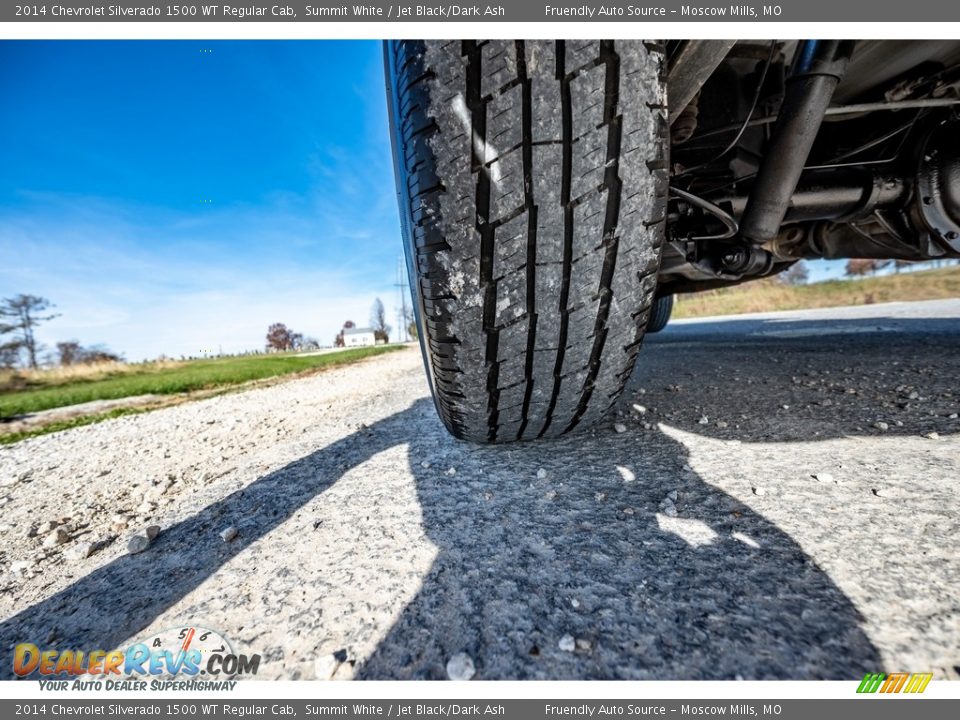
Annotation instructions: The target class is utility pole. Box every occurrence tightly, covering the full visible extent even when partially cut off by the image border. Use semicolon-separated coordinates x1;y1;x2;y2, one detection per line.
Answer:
395;256;409;342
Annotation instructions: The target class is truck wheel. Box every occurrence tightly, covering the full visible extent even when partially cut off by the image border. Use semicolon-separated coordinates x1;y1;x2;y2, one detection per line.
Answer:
385;40;668;443
646;294;674;334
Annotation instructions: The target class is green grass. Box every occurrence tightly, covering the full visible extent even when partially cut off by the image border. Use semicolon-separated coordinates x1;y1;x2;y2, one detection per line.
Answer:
0;345;402;419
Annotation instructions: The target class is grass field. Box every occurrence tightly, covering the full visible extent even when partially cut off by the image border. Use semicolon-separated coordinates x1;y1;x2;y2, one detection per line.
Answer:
0;345;403;420
674;265;960;319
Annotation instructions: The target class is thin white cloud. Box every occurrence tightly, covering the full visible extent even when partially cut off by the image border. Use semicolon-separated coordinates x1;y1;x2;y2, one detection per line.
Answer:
0;193;407;362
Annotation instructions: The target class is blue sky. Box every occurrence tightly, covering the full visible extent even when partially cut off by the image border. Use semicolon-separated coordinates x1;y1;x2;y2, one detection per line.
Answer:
0;40;404;361
807;258;848;283
0;41;854;363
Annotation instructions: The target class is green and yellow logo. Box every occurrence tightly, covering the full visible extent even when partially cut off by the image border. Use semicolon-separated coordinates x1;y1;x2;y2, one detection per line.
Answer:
857;672;933;694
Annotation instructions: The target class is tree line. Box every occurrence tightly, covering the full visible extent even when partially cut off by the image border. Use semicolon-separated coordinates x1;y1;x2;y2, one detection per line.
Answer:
0;294;121;370
2;291;424;370
842;258;960;276
265;297;417;351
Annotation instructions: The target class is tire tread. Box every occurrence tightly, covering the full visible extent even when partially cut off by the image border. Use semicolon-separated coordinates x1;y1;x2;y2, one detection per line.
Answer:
388;39;667;442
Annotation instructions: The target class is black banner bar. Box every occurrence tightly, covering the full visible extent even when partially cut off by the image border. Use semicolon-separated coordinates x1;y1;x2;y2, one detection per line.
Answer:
4;1;960;23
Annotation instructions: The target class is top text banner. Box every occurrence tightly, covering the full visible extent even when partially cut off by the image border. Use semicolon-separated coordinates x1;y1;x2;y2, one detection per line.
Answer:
5;1;960;23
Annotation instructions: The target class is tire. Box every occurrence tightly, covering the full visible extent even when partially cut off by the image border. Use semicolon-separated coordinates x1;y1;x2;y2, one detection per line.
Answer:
385;40;668;443
646;293;674;334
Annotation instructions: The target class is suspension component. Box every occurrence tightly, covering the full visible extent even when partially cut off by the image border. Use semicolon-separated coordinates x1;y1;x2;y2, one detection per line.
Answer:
718;244;776;276
915;116;960;254
739;40;856;243
716;168;909;224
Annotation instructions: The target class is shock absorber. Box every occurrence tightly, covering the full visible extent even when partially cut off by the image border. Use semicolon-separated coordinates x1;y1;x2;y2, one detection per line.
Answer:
739;40;856;244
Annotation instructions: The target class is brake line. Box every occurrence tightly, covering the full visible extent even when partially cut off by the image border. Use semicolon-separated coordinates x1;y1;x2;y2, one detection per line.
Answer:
669;186;739;241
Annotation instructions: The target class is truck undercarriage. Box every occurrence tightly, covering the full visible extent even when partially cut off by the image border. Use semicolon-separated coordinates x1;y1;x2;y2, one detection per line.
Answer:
661;40;960;296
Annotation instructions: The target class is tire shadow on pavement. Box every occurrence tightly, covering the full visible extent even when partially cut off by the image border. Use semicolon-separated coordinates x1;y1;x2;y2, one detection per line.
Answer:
358;409;880;679
359;316;958;679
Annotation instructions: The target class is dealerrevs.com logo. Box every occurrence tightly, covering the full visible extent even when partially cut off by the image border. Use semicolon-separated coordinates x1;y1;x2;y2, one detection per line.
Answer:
14;626;261;691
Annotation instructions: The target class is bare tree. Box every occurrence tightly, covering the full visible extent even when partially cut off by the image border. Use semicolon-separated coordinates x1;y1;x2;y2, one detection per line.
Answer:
780;261;810;286
56;340;82;366
0;294;59;369
370;298;390;343
265;323;299;352
334;320;355;348
0;341;22;369
845;258;879;277
57;340;122;366
405;307;418;341
82;345;123;363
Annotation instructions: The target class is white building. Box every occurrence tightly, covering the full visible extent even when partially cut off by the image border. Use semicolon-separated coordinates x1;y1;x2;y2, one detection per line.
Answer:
343;327;377;347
